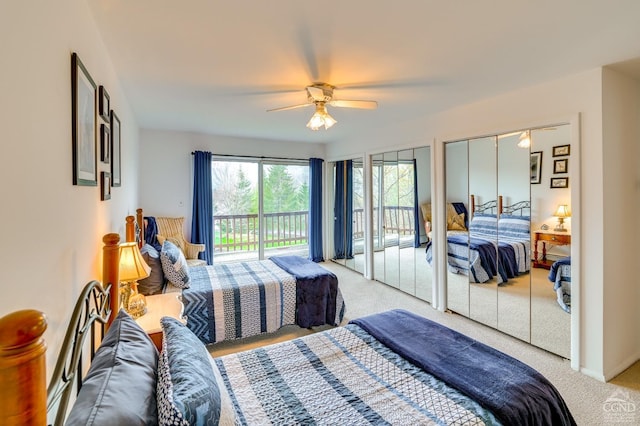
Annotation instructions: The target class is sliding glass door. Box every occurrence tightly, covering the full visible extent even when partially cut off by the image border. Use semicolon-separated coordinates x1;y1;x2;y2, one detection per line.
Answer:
212;158;309;263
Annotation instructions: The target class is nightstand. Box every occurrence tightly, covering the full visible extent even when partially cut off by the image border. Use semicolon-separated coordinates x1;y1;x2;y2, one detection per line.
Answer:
135;293;184;350
533;231;571;269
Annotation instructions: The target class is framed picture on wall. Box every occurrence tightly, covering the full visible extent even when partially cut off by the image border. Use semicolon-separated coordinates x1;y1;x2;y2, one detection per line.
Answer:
530;151;542;184
110;110;121;187
553;158;568;174
100;123;110;163
552;144;570;157
101;172;111;200
550;177;569;188
71;52;97;186
99;86;110;122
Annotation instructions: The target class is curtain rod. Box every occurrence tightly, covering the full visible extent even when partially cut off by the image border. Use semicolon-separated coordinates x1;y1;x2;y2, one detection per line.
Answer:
191;152;313;162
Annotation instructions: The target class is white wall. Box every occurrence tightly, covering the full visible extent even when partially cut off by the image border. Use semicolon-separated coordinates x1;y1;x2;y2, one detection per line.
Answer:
327;68;636;381
139;129;325;237
0;0;139;380
601;68;640;379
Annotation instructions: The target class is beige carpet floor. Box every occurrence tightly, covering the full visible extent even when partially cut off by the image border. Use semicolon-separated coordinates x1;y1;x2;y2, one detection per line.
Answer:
208;261;640;425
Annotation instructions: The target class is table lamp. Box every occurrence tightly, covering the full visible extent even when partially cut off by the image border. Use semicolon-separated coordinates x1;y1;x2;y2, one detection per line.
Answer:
118;242;151;318
553;204;570;232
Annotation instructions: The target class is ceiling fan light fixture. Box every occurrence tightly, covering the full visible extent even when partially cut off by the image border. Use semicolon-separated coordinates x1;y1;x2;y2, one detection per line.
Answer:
517;130;531;148
306;102;337;130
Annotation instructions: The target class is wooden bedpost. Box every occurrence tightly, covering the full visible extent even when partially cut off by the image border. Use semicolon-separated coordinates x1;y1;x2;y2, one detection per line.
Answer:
498;195;503;215
125;215;136;243
103;233;120;328
470;194;475;219
0;309;48;426
136;208;144;247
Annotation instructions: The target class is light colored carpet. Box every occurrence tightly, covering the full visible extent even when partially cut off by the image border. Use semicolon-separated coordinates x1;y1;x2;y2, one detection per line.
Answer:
208;261;640;426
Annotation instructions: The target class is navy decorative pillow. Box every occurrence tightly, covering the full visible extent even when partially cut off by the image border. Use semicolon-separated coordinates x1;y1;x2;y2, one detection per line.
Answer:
66;309;158;426
139;244;166;295
157;317;237;426
160;240;190;288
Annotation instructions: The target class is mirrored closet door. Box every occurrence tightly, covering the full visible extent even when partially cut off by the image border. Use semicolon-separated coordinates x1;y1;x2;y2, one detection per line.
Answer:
332;157;365;276
370;147;433;303
443;124;573;358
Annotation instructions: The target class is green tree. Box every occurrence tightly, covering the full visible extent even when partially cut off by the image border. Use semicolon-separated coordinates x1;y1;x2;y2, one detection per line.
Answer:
296;181;309;211
263;165;298;213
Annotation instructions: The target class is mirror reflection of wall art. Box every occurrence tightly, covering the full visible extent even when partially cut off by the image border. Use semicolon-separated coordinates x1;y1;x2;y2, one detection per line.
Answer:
100;123;110;164
552;144;570;157
530;151;542;184
550;177;569;189
554;158;568;174
71;52;97;186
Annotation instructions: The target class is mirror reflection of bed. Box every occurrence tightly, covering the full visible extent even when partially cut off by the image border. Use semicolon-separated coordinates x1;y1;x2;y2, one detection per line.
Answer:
443;124;572;359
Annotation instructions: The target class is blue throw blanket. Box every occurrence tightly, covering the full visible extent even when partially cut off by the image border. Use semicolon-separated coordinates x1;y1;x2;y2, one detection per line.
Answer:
549;256;571;283
143;216;162;251
269;256;345;328
351;309;576;426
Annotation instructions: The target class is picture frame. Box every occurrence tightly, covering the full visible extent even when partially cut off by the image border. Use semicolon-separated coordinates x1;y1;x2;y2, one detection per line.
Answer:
110;110;121;187
530;151;542;184
553;158;568;174
98;85;110;122
550;177;569;189
552;144;570;157
101;172;111;200
71;53;97;186
100;123;110;163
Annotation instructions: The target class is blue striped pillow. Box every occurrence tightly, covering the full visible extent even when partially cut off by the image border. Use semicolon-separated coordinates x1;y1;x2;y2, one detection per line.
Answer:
499;215;530;238
469;213;497;237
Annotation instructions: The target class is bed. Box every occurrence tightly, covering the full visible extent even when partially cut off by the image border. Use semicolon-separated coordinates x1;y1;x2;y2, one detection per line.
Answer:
0;239;576;425
127;211;345;345
549;256;571;313
426;195;531;284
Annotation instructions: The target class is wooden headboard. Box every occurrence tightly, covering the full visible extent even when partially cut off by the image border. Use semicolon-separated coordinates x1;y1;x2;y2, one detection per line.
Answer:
0;233;123;425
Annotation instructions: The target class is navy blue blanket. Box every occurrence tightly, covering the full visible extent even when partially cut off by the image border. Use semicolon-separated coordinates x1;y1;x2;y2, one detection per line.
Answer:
351;310;576;426
269;256;343;328
549;256;571;282
143;216;162;251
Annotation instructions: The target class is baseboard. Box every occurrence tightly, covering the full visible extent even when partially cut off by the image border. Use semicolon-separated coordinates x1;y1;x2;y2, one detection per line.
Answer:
580;367;606;382
603;351;640;382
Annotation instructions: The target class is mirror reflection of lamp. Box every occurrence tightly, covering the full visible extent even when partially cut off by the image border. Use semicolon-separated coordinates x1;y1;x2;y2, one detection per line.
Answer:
517;130;531;148
118;242;151;318
553;204;571;232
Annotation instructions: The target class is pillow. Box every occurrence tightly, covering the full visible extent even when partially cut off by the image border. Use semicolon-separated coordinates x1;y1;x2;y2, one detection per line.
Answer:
66;309;158;426
420;202;432;224
469;213;497;236
157;234;185;254
160;240;191;289
138;243;166;295
446;203;467;231
157;317;237;426
499;214;530;238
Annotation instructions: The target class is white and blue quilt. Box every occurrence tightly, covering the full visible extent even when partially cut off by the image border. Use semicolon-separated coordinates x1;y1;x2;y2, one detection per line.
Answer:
216;310;576;425
182;257;345;344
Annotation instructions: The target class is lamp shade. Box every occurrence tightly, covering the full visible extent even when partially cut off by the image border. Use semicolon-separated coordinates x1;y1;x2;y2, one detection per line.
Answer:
118;242;151;281
517;131;530;148
554;204;571;218
306;102;337;130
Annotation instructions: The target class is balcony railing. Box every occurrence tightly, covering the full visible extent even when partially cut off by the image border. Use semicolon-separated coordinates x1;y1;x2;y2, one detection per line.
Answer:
214;206;416;254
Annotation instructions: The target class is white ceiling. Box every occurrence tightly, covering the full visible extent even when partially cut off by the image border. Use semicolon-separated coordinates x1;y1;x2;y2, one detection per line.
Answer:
87;0;640;144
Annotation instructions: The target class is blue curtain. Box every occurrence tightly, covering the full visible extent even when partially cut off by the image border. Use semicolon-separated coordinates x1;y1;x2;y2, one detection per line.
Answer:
191;151;214;264
413;158;420;248
309;158;324;262
334;160;353;259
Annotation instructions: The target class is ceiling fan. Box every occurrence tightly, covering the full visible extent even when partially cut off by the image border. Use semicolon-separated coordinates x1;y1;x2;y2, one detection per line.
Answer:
267;83;378;130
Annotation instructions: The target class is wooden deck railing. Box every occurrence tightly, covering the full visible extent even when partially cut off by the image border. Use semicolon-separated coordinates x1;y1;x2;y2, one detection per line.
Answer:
214;206;415;254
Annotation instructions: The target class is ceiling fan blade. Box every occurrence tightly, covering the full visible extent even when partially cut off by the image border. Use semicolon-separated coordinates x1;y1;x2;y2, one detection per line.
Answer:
330;99;378;109
266;103;313;112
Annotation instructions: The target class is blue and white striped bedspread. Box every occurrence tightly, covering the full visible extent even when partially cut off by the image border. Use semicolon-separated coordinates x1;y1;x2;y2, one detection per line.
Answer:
182;261;298;344
216;323;500;425
426;233;530;284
